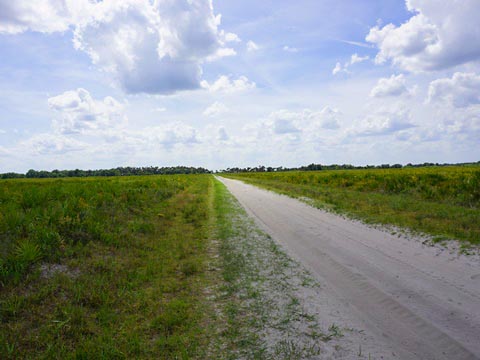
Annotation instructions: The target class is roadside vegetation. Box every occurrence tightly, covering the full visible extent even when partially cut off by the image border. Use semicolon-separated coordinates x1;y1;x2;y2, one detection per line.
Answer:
211;180;347;359
223;166;480;245
0;175;215;358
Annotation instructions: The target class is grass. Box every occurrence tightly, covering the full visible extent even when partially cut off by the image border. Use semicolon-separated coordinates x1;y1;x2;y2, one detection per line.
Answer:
0;174;215;359
222;166;480;245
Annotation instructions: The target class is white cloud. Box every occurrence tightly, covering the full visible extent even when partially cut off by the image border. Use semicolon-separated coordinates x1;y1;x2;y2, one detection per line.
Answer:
283;46;298;53
48;88;126;135
206;47;237;62
350;53;369;65
354;107;415;136
366;0;480;72
202;75;256;93
247;40;259;52
220;30;241;43
332;62;345;75
141;122;199;148
332;54;369;75
0;0;91;34
315;107;342;130
20;133;87;155
272;119;300;134
248;108;340;148
152;107;167;112
265;108;341;136
0;129;6;134
265;110;301;135
203;101;229;117
370;74;412;97
74;0;227;94
1;0;235;94
97;121;200;151
427;72;480;108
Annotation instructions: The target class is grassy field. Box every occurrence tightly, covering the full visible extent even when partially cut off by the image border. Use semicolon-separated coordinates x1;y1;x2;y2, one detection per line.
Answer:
1;167;478;358
0;174;351;359
0;175;215;359
223;166;480;245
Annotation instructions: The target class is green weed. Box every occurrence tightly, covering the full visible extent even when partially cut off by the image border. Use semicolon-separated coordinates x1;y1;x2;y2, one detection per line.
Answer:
0;174;214;358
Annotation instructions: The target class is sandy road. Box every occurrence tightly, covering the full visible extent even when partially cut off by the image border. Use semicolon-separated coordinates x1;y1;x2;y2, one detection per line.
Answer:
218;177;480;360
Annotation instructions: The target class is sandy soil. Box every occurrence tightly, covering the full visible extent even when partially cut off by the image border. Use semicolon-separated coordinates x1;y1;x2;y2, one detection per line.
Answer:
218;177;480;360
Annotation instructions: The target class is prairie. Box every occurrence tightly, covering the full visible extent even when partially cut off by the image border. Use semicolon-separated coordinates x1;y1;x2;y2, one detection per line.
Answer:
223;166;480;245
1;167;479;358
0;175;214;358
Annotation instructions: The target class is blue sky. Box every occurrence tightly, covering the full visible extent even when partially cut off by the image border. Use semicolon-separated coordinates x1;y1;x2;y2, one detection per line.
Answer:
0;0;479;172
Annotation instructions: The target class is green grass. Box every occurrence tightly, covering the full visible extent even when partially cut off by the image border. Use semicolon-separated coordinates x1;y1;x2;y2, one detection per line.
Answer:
222;166;480;245
0;175;215;359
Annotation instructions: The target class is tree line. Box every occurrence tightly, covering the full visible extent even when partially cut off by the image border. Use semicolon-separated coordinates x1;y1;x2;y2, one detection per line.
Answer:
1;161;478;179
0;166;211;179
219;161;480;173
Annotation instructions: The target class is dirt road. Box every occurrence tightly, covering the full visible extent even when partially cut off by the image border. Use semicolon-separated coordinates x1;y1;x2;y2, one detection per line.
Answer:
218;177;480;359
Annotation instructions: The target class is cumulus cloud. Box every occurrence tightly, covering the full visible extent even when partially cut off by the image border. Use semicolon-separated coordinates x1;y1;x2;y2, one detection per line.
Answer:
366;0;480;72
350;53;369;65
247;40;259;52
271;119;300;135
48;88;126;135
142;122;199;148
203;101;229;117
0;0;91;34
20;133;87;155
202;75;256;93
206;47;237;62
370;74;413;97
220;30;241;43
250;108;342;148
332;53;369;75
1;0;237;94
98;121;200;152
427;72;480;108
74;0;229;94
265;107;341;136
315;107;342;130
355;107;415;136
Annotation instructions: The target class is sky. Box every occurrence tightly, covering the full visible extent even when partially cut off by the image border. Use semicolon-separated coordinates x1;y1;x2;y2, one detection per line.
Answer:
0;0;479;172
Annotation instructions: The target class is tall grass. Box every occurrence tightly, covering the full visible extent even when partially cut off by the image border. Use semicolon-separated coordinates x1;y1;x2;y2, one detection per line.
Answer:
0;175;214;358
224;166;480;245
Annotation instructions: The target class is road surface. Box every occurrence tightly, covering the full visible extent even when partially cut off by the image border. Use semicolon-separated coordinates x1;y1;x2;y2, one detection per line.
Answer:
218;177;480;360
